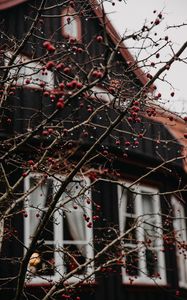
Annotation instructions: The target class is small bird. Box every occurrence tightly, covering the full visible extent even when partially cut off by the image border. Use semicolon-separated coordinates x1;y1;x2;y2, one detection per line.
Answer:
29;252;41;274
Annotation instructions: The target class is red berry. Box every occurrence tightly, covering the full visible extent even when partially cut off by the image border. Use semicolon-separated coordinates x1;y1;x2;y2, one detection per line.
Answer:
127;116;133;122
48;128;53;134
42;130;49;136
40;81;45;88
56;63;64;70
175;290;180;296
92;70;98;77
96;35;103;43
71;79;77;88
63;67;71;74
28;160;34;165
135;117;141;123
43;41;56;52
76;81;83;89
66;82;72;89
87;222;92;228
43;91;50;97
25;79;30;84
59;82;65;90
56;101;64;109
47;44;56;52
97;71;103;78
154;19;160;25
169;116;174;121
46;61;55;70
43;41;50;49
125;141;131;146
77;47;83;53
69;37;76;43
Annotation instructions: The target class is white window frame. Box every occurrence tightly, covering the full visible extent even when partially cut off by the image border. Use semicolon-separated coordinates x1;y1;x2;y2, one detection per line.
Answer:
90;86;131;111
24;173;94;285
5;52;54;90
118;183;166;285
172;196;187;288
90;86;114;105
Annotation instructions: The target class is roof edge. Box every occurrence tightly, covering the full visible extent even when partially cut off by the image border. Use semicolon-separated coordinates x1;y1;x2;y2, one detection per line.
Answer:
0;0;26;10
91;0;155;92
145;107;187;173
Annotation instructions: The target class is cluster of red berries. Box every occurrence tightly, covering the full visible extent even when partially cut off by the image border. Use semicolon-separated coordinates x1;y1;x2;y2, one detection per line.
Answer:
66;80;83;89
92;70;103;78
146;107;156;117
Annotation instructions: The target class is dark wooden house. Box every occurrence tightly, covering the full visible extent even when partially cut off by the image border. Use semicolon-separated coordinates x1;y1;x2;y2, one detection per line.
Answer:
0;1;187;300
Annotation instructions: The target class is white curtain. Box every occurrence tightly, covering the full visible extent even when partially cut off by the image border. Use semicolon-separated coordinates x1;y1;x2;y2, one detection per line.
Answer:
29;179;48;237
63;181;87;257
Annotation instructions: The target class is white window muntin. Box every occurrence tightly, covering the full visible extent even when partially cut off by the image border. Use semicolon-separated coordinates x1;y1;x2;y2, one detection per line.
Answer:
24;173;94;285
118;183;166;285
172;196;187;288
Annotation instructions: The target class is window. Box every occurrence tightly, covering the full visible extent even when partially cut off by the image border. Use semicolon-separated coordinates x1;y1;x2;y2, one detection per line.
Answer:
90;86;114;104
172;196;187;288
61;7;82;41
118;184;166;285
5;52;54;90
24;174;94;284
89;86;131;110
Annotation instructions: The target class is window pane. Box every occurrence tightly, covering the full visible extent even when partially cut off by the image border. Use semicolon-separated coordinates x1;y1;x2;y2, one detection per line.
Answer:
42;214;54;241
29;177;53;208
141;194;159;244
142;194;154;215
126;190;136;214
125;248;139;276
63;244;86;275
124;217;137;244
145;249;158;277
65;16;77;36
